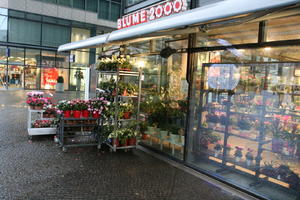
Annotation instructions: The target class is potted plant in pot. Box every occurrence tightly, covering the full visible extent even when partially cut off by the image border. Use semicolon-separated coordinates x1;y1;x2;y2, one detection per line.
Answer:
234;146;243;162
56;76;64;92
26;97;51;110
57;100;73;118
74;69;84;91
120;102;134;119
199;128;221;150
206;113;219;129
71;99;85;118
245;148;255;167
214;141;223;157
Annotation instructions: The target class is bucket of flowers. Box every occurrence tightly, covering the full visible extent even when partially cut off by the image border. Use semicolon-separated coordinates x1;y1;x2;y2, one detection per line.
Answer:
57;100;73;118
246;148;255;167
214;141;223;157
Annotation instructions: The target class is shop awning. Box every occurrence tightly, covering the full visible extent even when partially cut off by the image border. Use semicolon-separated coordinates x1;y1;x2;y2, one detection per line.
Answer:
58;0;299;52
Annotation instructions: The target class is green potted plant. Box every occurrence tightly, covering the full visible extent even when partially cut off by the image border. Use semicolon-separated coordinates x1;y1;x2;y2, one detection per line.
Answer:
246;148;254;166
120;102;134;119
214;141;223;157
56;76;64;92
234;146;243;162
74;69;84;91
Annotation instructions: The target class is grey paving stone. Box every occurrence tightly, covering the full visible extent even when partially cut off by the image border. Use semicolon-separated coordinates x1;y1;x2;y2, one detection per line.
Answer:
0;90;243;200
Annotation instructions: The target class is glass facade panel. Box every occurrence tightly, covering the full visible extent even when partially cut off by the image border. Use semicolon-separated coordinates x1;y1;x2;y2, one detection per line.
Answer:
73;0;85;9
8;48;24;66
0;46;6;65
99;0;110;20
25;49;41;89
43;0;57;3
196;22;259;47
0;8;8;16
127;0;143;6
134;53;188;160
9;18;41;45
58;0;71;6
70;67;85;91
186;47;300;200
86;0;98;12
42;24;71;47
0;15;7;42
267;15;300;42
111;2;121;21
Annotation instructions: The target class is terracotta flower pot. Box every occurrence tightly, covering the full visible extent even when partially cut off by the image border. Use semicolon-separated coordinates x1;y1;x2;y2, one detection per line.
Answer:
34;106;43;110
142;133;148;140
63;110;71;118
123;112;131;119
92;112;100;119
82;110;90;118
112;138;120;147
128;137;136;146
73;110;81;118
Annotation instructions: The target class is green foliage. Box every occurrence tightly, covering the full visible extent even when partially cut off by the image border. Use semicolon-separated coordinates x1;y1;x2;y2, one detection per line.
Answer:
96;56;133;71
57;76;64;83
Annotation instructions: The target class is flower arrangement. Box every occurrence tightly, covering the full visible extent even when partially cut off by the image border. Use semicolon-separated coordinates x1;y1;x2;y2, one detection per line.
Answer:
32;120;54;128
96;55;133;71
27;91;44;98
27;97;51;109
237;117;252;130
43;104;57;118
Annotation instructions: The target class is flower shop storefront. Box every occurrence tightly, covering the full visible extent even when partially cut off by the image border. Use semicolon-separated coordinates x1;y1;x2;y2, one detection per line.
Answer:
58;1;300;200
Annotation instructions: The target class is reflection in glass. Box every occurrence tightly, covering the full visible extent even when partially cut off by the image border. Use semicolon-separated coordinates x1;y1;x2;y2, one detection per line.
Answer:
0;15;7;42
187;50;300;200
137;53;188;160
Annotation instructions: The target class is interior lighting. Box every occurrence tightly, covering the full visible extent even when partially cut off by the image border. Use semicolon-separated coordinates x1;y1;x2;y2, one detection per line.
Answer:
264;47;272;51
137;60;146;68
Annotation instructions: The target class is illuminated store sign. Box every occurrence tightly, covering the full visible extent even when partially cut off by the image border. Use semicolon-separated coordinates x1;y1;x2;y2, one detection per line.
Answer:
118;0;188;30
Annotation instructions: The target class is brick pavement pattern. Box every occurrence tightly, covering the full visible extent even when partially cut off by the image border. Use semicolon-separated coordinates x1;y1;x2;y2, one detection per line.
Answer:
0;90;242;200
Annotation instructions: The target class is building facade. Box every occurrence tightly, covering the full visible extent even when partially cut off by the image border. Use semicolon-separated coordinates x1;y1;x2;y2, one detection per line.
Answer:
0;0;122;90
95;1;300;200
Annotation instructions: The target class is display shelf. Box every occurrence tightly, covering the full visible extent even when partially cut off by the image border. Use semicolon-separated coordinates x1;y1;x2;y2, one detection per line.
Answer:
57;117;103;152
27;108;56;138
97;69;142;153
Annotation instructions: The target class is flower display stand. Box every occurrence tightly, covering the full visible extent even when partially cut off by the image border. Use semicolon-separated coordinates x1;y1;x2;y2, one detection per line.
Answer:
97;70;142;152
56;116;104;152
27;108;56;140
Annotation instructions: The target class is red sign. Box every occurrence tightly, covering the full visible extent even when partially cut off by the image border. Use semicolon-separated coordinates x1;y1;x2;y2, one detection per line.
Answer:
42;68;58;88
118;0;188;30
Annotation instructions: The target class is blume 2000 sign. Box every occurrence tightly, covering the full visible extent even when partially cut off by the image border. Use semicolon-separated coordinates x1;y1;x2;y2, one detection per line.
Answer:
117;0;188;29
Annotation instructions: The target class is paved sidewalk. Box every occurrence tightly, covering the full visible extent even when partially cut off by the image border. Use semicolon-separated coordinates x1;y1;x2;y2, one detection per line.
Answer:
0;90;243;200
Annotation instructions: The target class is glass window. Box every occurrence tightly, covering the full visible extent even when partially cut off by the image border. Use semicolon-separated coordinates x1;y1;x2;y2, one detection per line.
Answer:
86;0;98;12
25;49;41;89
0;8;8;16
8;48;24;65
42;24;70;47
9;18;41;45
187;46;300;200
0;15;7;42
110;2;120;21
99;0;110;20
132;53;188;160
127;0;143;6
58;0;72;6
41;51;56;68
70;67;85;91
43;0;57;3
196;22;259;47
0;46;7;65
8;10;25;18
266;15;300;42
73;0;85;9
56;52;69;68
